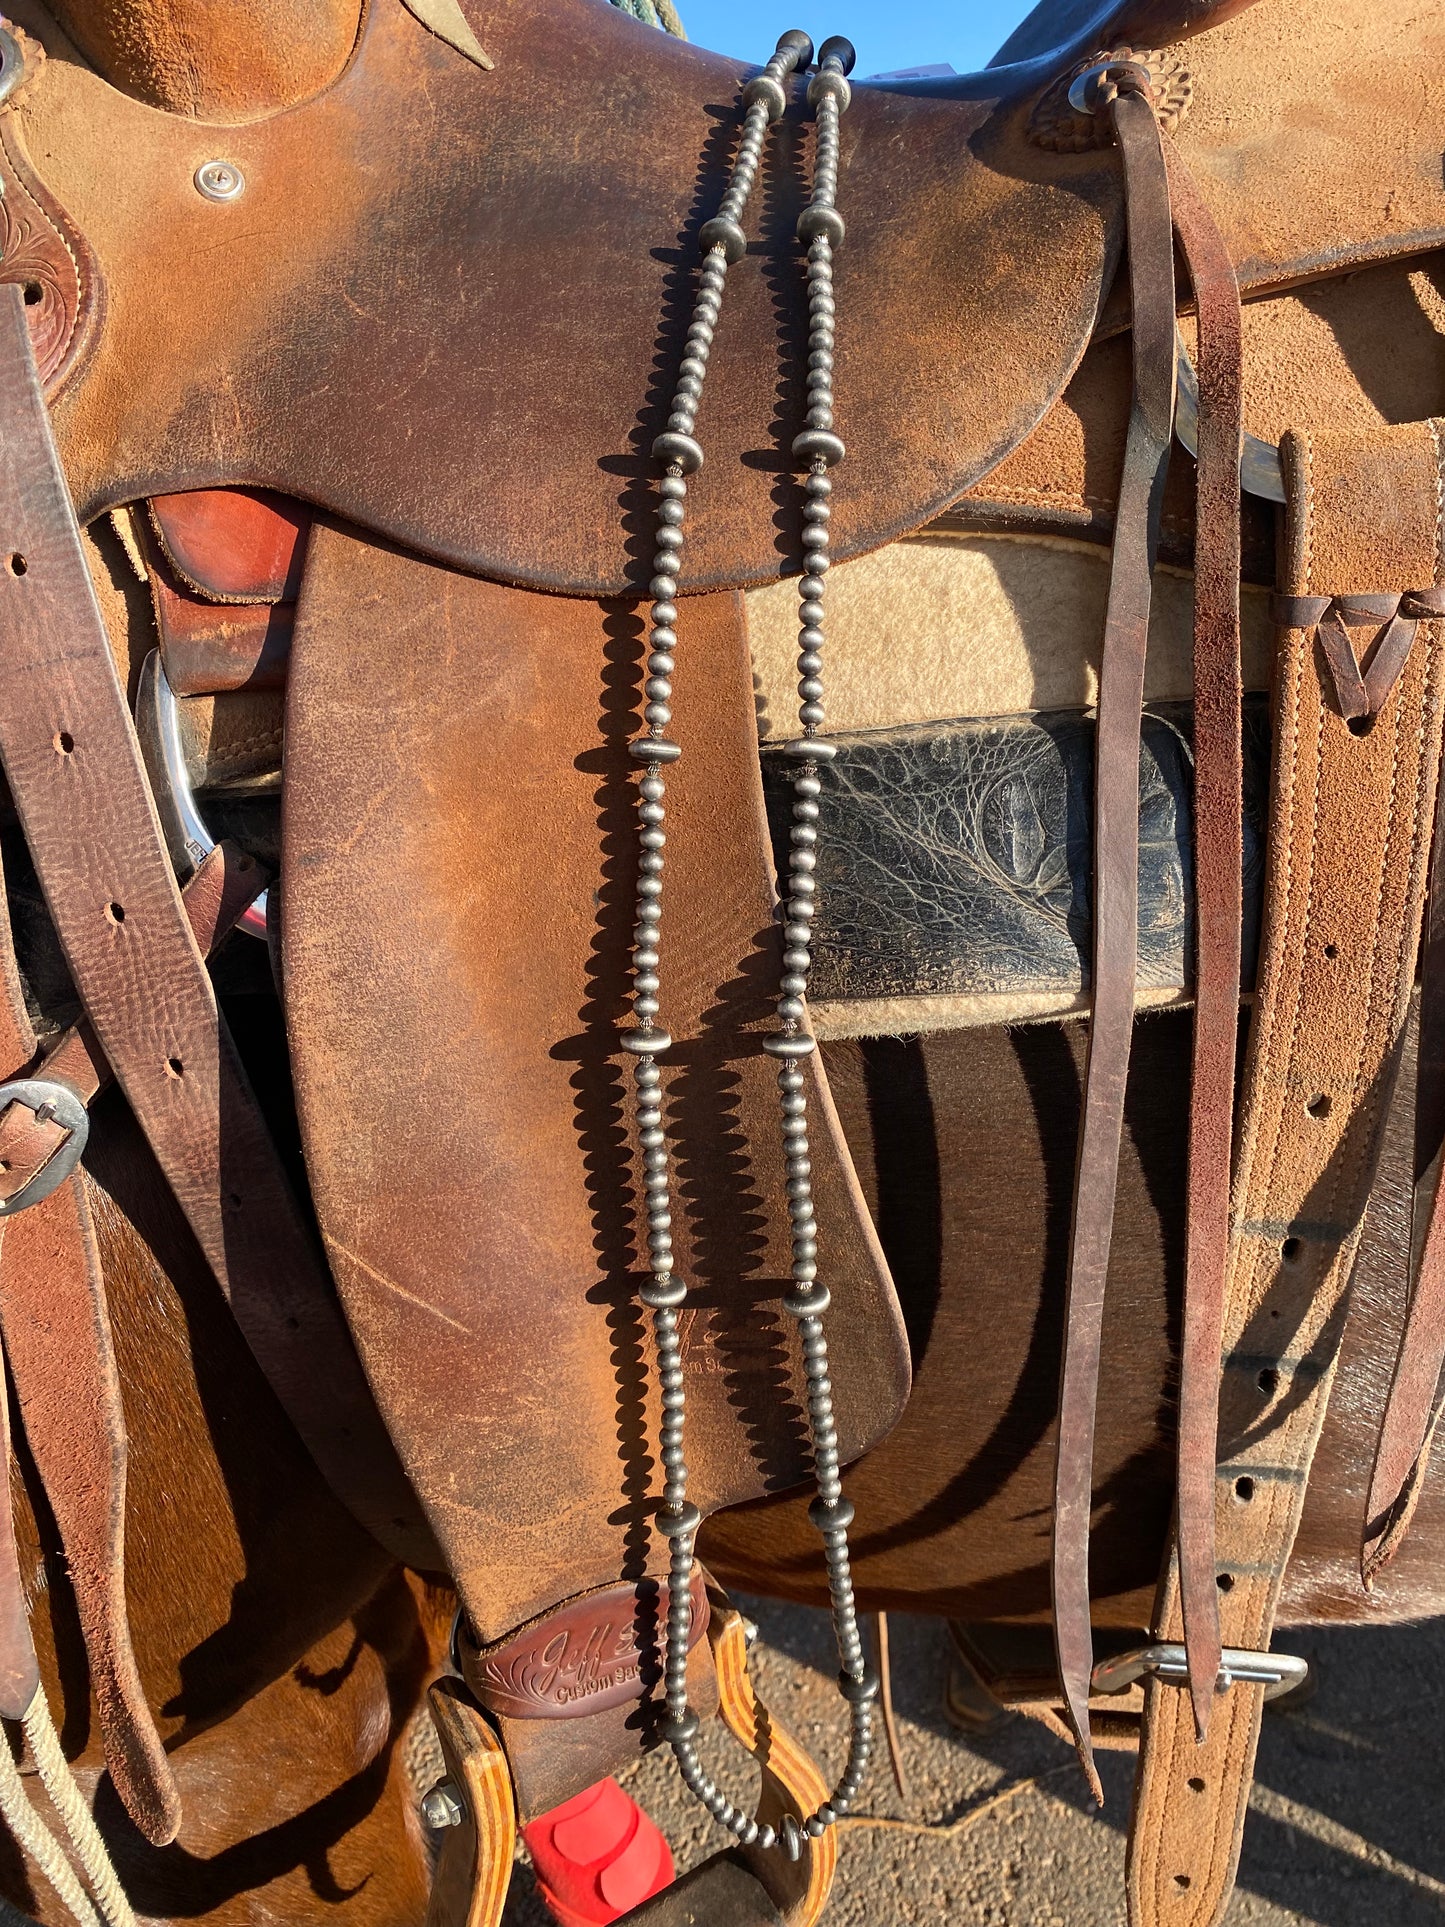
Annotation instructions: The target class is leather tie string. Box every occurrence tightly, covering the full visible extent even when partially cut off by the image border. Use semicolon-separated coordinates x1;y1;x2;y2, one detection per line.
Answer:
1272;590;1445;725
1050;64;1177;1801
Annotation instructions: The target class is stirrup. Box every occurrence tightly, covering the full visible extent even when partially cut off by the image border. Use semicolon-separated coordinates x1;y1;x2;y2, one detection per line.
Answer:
423;1598;839;1927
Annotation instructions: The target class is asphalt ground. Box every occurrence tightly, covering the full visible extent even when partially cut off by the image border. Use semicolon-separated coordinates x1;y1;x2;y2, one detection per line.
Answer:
501;1597;1445;1926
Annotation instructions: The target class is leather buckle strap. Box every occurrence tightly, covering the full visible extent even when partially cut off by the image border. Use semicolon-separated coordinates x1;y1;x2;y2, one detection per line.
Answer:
1128;418;1445;1927
0;285;436;1571
1272;588;1445;724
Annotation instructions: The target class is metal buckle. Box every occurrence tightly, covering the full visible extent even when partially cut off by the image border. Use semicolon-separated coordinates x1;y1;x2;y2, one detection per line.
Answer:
1091;1642;1309;1702
0;1079;89;1217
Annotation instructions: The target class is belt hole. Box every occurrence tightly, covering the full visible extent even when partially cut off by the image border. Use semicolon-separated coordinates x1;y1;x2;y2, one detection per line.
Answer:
1173;1874;1192;1891
53;731;73;755
1305;1093;1331;1119
1217;1572;1235;1592
1323;942;1340;959
106;901;125;924
165;1056;184;1078
22;283;41;308
1258;1367;1279;1396
1187;1777;1206;1794
1281;1237;1301;1263
1234;1475;1255;1502
8;553;25;577
1347;714;1372;738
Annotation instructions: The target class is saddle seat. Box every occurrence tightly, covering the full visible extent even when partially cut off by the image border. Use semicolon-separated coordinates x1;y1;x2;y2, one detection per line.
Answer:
4;0;1443;596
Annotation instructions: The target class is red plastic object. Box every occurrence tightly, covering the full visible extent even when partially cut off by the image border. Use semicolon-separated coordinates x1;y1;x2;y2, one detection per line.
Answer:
523;1777;673;1925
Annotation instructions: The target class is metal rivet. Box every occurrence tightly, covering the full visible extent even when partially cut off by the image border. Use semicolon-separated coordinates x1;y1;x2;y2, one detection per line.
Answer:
421;1782;463;1830
194;160;245;203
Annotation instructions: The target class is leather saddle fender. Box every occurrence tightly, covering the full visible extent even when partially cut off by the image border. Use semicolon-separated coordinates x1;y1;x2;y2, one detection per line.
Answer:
281;546;909;1638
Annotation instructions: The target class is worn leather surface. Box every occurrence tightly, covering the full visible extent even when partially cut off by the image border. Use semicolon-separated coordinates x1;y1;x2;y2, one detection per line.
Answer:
760;703;1268;1014
147;538;295;696
143;491;305;694
1164;135;1245;1737
0;290;434;1571
149;491;309;604
955;257;1445;567
4;0;1442;595
44;0;364;119
1128;422;1445;1927
701;1004;1445;1635
1050;87;1177;1777
282;534;908;1643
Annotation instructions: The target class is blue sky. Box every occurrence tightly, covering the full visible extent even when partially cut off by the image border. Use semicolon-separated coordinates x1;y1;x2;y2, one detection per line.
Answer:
673;0;1036;74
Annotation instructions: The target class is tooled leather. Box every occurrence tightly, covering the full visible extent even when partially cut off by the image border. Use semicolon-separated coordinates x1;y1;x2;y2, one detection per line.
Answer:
462;1573;710;1722
761;704;1268;1011
0;290;435;1573
1127;420;1445;1927
0;107;96;396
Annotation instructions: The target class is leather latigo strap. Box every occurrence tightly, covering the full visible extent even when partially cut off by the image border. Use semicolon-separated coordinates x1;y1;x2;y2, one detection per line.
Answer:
0;1178;182;1843
1272;591;1445;725
1128;419;1445;1927
1161;139;1244;1745
1051;79;1177;1792
0;288;435;1572
282;533;908;1644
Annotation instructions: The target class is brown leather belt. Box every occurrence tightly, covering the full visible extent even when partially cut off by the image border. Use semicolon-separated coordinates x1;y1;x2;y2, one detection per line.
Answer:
1128;417;1445;1927
0;286;435;1573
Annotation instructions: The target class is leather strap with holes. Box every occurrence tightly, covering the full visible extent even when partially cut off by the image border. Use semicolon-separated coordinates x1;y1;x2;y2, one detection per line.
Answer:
1127;418;1445;1927
0;286;435;1572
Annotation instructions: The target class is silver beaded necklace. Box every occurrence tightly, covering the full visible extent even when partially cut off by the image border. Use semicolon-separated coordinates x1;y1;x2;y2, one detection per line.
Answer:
623;30;875;1858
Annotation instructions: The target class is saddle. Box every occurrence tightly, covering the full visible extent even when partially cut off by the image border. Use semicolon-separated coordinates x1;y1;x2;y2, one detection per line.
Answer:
0;0;1439;1923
